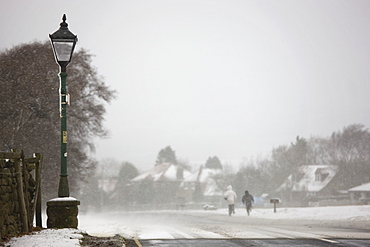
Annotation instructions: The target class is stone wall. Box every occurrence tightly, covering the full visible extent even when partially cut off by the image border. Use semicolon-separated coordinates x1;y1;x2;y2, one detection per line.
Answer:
0;154;36;240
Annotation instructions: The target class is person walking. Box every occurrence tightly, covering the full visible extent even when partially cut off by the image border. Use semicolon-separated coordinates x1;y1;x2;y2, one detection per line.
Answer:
242;190;254;216
224;185;237;216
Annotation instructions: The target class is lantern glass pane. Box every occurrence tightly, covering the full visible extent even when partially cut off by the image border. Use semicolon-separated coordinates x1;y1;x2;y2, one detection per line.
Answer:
53;42;73;62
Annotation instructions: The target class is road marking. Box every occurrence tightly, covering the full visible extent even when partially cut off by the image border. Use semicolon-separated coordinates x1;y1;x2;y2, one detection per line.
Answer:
171;229;195;239
318;238;340;243
134;239;142;247
189;227;227;239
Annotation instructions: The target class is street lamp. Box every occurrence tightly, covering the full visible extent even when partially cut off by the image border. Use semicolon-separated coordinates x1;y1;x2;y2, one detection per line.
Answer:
49;14;77;197
47;14;80;229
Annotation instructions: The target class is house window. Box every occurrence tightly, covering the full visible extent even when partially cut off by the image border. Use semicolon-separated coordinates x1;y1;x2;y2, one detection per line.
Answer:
315;171;329;182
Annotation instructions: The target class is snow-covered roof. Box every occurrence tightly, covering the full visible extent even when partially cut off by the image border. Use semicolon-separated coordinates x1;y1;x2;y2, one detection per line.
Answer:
348;182;370;192
183;167;222;183
277;165;338;192
132;163;191;182
181;167;223;196
203;178;223;196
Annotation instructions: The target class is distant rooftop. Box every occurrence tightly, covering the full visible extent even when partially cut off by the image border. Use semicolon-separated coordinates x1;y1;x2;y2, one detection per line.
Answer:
277;165;338;192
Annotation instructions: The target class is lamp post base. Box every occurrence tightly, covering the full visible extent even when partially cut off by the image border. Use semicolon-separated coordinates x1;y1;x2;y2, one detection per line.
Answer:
58;175;70;197
46;197;80;228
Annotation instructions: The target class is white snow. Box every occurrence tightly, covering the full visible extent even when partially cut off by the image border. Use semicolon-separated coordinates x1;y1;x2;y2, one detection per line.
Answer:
5;205;370;246
249;205;370;221
132;163;191;182
349;182;370;192
5;228;83;247
277;165;338;192
180;168;224;196
48;197;79;202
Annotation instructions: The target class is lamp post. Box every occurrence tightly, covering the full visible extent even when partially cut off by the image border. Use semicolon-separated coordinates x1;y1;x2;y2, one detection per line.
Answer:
47;14;80;229
49;14;77;197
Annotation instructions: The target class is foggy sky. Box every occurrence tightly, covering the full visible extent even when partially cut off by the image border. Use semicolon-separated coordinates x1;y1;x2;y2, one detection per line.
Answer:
1;0;370;171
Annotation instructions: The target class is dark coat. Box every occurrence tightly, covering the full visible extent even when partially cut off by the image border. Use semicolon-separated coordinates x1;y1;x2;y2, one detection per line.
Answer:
242;193;254;205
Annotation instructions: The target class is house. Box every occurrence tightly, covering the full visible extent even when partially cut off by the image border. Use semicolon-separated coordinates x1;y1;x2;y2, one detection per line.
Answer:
132;162;191;182
276;165;338;205
98;178;118;193
130;163;191;206
348;182;370;204
176;166;224;205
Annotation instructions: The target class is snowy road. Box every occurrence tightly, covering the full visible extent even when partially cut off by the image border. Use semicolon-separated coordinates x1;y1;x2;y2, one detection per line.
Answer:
6;205;370;246
79;206;370;244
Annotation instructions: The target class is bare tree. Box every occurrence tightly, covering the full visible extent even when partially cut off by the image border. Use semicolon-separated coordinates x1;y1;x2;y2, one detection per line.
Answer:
0;41;116;198
328;124;370;188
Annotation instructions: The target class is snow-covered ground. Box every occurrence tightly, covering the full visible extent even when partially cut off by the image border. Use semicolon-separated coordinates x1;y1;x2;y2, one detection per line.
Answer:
5;205;370;246
4;228;84;247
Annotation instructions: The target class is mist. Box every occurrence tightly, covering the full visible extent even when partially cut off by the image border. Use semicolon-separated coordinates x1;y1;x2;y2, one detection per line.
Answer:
79;123;370;216
1;1;370;242
2;1;370;171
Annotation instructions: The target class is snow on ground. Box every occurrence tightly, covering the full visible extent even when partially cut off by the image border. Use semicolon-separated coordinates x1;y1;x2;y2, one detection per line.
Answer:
4;205;370;246
253;204;370;220
5;228;84;247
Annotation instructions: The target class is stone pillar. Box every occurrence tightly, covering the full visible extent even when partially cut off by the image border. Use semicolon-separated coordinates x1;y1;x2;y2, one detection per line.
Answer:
46;197;80;228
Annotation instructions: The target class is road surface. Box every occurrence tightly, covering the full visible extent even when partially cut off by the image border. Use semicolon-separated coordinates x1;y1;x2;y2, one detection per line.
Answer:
80;208;370;246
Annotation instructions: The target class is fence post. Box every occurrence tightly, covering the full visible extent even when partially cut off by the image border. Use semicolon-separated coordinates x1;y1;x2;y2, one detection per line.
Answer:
34;153;42;227
20;150;32;229
13;149;29;232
